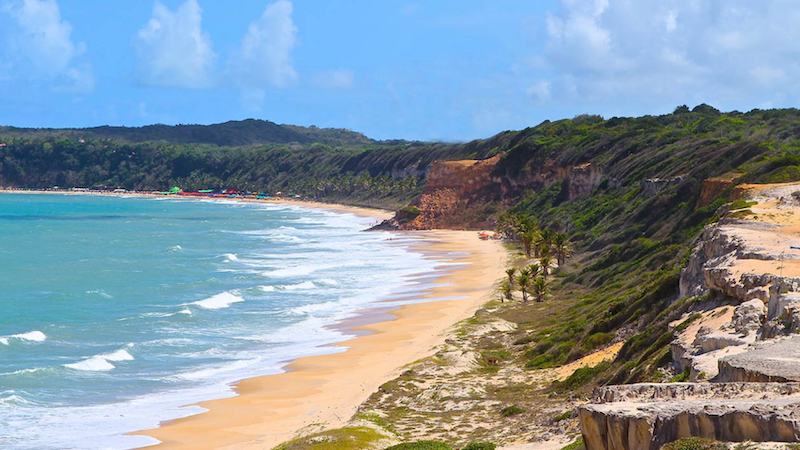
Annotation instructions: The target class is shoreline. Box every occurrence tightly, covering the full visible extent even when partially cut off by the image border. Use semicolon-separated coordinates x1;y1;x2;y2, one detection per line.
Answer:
0;189;395;223
133;230;507;449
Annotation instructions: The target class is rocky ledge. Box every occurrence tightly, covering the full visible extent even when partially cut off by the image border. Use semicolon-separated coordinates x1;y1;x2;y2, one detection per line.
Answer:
717;336;800;382
579;383;800;450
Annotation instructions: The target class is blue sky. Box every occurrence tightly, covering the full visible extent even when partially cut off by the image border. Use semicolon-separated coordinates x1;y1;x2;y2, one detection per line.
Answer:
0;0;798;141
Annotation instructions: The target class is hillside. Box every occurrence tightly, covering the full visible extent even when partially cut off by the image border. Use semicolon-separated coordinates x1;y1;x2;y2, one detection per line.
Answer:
0;119;375;148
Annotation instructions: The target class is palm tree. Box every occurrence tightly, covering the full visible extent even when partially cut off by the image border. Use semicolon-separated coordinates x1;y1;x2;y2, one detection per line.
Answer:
520;231;536;258
552;233;573;267
539;255;553;279
516;271;531;303
499;282;513;303
505;267;517;288
532;276;549;302
535;228;555;258
528;263;540;278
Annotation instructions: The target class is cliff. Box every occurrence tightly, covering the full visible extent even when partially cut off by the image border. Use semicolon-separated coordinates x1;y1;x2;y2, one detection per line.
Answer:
579;181;800;449
389;158;606;230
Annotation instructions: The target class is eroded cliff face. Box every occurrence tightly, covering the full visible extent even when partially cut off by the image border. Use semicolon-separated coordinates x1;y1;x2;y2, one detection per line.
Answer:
579;383;800;450
399;156;501;229
491;161;606;201
392;157;606;229
697;175;739;209
580;181;800;449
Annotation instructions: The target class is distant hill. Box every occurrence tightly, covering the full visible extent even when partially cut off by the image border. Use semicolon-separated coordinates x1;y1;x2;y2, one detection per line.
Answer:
0;119;376;147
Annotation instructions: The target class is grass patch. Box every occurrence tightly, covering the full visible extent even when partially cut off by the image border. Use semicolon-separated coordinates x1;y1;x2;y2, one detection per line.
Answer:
661;437;727;450
668;368;690;383
384;442;452;450
462;443;496;450
274;427;386;450
552;410;573;422
500;405;524;417
560;438;584;450
558;361;611;391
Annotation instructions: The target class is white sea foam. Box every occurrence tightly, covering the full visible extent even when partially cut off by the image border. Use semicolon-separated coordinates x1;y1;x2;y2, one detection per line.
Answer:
177;308;193;315
191;292;244;310
280;280;317;290
65;356;116;372
169;245;182;252
263;265;321;278
104;349;134;362
259;285;276;292
0;330;47;345
221;253;239;262
64;348;135;371
263;261;364;278
86;290;113;299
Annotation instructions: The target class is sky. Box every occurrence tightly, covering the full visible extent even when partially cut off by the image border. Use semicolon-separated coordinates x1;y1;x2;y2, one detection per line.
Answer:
0;0;798;141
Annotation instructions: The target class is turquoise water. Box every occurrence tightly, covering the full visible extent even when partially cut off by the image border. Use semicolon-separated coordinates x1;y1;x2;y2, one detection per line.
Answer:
0;193;438;449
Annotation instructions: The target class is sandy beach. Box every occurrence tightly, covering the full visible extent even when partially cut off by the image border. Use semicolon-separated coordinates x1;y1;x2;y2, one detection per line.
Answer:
131;228;507;449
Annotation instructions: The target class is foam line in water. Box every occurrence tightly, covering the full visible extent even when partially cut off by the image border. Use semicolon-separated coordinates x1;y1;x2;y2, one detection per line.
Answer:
64;348;135;371
279;280;317;290
190;292;245;310
0;330;47;345
220;253;239;262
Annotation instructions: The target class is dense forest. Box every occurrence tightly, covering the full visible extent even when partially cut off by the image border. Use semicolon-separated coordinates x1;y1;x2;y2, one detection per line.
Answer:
0;121;498;208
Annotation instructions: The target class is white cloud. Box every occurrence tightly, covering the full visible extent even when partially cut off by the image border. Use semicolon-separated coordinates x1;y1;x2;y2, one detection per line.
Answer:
310;69;355;89
228;0;298;91
135;0;216;88
4;0;93;92
526;80;551;102
532;0;800;109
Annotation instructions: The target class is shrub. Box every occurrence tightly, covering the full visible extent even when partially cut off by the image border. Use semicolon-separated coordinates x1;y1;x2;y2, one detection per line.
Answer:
668;368;690;383
462;443;496;450
560;438;584;450
399;205;421;216
385;442;452;450
559;361;611;390
552;410;573;422
500;405;524;417
661;437;727;450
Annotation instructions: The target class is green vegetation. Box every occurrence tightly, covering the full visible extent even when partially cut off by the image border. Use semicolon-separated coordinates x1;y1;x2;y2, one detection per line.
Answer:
551;410;573;422
273;426;387;450
558;361;611;390
661;437;727;450
560;438;585;450
668;368;691;383
500;405;524;417
384;442;452;450
462;443;496;450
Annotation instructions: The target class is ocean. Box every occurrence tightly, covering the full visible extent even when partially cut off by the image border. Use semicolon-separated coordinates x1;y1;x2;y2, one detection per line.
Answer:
0;193;439;449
